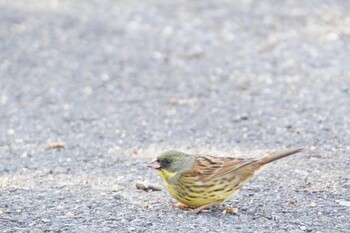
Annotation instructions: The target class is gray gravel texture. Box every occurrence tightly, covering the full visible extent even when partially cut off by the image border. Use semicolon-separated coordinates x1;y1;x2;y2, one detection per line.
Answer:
0;0;350;232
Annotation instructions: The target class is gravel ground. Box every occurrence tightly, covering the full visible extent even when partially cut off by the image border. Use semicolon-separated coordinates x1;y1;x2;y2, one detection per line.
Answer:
0;0;350;232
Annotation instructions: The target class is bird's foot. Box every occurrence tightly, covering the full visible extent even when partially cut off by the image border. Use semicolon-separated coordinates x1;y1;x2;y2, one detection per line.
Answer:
172;203;190;210
188;202;222;214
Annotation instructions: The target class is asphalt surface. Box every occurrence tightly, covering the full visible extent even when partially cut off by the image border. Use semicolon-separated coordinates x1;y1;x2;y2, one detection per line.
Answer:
0;0;350;232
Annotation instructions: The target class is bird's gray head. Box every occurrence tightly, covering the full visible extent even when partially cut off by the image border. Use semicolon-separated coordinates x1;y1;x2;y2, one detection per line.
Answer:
148;150;195;173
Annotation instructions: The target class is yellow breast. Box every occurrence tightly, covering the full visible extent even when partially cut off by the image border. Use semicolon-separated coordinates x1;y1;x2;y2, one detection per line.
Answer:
158;170;240;207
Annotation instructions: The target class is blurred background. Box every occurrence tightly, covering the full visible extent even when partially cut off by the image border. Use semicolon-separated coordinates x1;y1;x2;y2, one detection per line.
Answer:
1;1;349;152
0;0;349;232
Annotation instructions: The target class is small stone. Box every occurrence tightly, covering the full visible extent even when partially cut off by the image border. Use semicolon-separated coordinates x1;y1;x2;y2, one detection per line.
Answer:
222;207;238;214
0;210;4;217
240;115;249;121
309;201;316;207
310;146;317;151
168;98;177;105
288;200;297;206
111;184;121;192
65;211;75;218
136;181;162;191
21;152;28;158
0;95;7;105
153;51;166;61
101;73;110;81
136;181;148;190
42;218;51;223
337;200;350;207
63;104;70;111
144;222;153;226
114;194;124;200
7;129;15;135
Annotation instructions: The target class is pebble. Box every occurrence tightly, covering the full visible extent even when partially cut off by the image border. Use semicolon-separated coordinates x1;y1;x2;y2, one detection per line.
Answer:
113;194;124;200
65;212;75;218
41;218;51;223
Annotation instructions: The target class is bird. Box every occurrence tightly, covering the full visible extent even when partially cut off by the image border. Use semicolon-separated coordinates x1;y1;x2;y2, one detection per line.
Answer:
148;148;303;213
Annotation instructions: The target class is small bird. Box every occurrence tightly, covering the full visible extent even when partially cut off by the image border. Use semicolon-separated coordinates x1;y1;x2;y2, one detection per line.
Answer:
148;148;303;213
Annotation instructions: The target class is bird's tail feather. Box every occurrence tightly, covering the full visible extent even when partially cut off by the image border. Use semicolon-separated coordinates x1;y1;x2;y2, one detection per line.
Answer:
257;148;303;166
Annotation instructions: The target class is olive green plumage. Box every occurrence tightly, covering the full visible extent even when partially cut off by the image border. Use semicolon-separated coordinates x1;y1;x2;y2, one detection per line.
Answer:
148;148;303;212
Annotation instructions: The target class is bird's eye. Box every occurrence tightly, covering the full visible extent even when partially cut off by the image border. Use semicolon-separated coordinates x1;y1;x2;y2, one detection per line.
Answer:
165;159;173;164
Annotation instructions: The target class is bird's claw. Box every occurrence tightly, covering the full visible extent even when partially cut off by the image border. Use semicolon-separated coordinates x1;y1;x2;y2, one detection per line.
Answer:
172;203;190;210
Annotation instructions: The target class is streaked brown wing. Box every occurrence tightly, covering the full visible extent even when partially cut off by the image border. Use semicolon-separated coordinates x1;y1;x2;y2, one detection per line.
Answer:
183;155;257;182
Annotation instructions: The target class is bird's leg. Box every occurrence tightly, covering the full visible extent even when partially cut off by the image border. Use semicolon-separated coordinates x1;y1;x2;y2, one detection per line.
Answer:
172;203;190;209
189;202;222;213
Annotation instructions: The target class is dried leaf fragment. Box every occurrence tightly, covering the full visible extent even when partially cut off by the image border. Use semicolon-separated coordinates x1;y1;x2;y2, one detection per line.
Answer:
47;142;65;150
222;207;238;214
136;181;162;191
288;200;297;206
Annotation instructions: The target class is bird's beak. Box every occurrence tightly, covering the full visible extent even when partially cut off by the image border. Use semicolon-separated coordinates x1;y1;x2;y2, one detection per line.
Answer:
147;160;161;170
